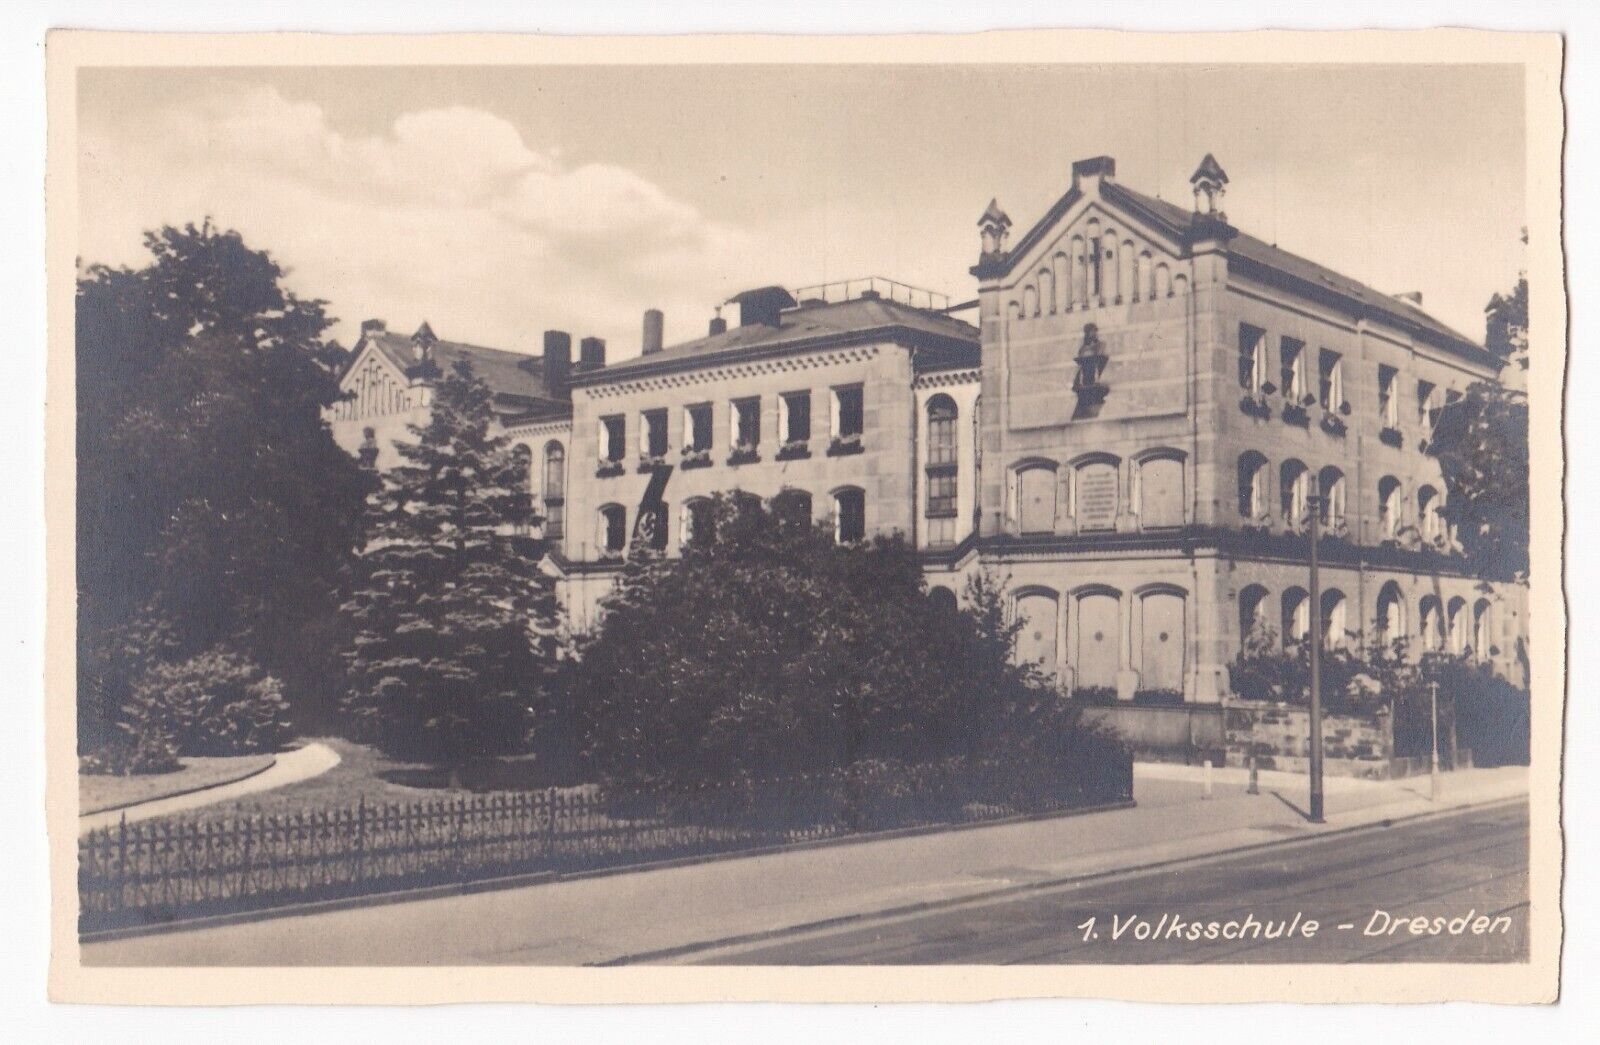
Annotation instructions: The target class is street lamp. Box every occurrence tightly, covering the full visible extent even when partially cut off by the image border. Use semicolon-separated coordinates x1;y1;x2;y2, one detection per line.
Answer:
1306;489;1326;824
1429;679;1441;802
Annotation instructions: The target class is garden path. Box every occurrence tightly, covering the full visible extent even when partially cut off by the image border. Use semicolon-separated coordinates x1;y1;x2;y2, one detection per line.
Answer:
79;742;341;834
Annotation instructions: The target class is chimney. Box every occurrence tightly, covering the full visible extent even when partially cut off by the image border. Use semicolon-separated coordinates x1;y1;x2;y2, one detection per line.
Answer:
642;309;664;355
579;336;606;371
727;285;797;327
1070;155;1117;192
709;308;728;336
542;329;572;397
360;318;387;339
1394;291;1424;307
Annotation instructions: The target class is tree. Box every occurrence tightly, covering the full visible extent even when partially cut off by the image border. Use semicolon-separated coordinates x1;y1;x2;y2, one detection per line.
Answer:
76;222;370;752
339;359;561;768
1427;381;1529;579
572;494;1056;787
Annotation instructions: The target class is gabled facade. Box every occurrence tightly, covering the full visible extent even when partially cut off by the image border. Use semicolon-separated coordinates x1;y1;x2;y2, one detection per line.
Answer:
330;153;1527;703
968;155;1525;700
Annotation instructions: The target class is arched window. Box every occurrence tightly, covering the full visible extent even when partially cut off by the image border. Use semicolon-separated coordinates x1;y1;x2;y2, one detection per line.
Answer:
1038;267;1055;315
926;395;959;547
927;585;958;615
1321;589;1348;650
1282;587;1310;647
637;502;668;552
773;488;813;530
597;504;626;555
1014;461;1058;534
1376;581;1407;651
1447;596;1469;654
1137;452;1185;529
1280;459;1309;531
1418;485;1442;545
1319;467;1346;530
1052;253;1069;313
1155;262;1172;298
1378;475;1402;540
1103;228;1120;302
542;441;566;539
1137;250;1154;303
833;487;866;545
681;497;714;549
1473;599;1494;659
1119;239;1136;302
1014;588;1061;676
1070;235;1087;306
1419;596;1444;652
1238;451;1269;521
1239;583;1271;649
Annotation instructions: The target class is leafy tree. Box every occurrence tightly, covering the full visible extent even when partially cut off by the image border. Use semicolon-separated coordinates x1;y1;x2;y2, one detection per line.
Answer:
339;359;561;768
573;495;1065;787
76;222;369;752
1427;381;1529;579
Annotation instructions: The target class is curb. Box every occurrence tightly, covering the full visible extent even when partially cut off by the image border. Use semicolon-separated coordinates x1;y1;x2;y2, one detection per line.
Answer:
593;791;1528;966
80;755;280;818
79;796;1137;945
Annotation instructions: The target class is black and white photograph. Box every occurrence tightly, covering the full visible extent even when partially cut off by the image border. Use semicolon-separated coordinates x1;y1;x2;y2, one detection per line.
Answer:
41;25;1566;1006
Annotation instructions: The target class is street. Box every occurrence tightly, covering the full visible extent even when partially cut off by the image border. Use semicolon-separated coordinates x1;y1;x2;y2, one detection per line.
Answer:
659;800;1529;965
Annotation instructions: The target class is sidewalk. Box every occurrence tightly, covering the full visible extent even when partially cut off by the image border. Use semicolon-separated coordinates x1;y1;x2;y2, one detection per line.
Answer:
82;763;1528;967
79;742;342;834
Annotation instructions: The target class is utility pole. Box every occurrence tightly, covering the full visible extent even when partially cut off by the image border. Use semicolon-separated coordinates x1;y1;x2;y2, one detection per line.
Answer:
1430;679;1441;802
1306;489;1326;824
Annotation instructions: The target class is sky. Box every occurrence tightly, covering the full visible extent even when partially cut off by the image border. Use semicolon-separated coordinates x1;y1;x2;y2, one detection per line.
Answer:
76;63;1526;360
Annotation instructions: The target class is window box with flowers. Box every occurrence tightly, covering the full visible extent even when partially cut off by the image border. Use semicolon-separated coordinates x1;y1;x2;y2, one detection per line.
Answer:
1379;426;1403;448
595;459;625;478
680;446;712;470
727;442;761;466
1239;393;1273;420
1282;395;1313;427
1319;412;1348;437
637;453;667;473
827;433;864;457
775;440;811;461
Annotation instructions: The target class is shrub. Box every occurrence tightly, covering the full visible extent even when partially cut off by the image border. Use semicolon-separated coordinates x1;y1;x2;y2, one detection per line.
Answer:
119;648;292;766
1070;686;1119;706
1132;688;1184;706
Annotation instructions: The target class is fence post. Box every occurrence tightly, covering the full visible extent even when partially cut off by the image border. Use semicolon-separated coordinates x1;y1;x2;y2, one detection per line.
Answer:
544;786;557;856
356;795;366;886
239;817;253;899
117;813;127;914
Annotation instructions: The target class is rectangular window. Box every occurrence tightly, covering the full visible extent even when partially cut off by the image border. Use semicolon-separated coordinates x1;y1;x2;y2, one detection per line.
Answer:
1318;350;1344;410
599;415;625;462
1238;324;1268;391
833;384;864;438
1378;365;1399;428
835;489;866;544
684;402;712;451
1281;338;1307;402
927;470;957;518
732;397;761;448
1417;379;1438;429
641;408;668;458
780;390;811;444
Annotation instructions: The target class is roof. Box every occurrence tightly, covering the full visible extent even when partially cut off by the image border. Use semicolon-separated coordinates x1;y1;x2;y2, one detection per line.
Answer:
354;327;571;416
571;295;980;385
976;171;1497;366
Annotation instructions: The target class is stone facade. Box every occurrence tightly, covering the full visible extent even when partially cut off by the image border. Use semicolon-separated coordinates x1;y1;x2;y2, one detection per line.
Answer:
327;152;1529;707
1222;700;1393;780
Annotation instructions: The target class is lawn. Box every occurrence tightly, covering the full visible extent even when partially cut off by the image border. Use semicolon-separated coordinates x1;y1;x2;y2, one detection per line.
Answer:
161;736;586;823
79;752;277;815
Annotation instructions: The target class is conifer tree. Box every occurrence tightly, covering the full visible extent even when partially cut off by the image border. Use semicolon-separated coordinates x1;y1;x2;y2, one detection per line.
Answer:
340;358;560;766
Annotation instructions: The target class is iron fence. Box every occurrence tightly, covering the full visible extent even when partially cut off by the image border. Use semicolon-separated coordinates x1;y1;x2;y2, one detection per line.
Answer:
79;751;1132;933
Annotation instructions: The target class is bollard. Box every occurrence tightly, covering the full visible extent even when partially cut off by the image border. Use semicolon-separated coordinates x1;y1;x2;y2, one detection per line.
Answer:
1247;756;1259;795
1202;758;1213;800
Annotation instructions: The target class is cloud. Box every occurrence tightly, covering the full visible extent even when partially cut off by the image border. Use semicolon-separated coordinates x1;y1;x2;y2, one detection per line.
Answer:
78;85;751;356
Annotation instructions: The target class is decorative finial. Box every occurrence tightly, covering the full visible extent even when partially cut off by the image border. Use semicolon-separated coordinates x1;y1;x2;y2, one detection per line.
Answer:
978;198;1013;258
1190;153;1229;219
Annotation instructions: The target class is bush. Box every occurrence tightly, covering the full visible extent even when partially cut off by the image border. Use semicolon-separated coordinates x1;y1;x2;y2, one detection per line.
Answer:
1132;688;1184;706
1071;686;1119;706
114;648;292;769
572;494;1097;790
1392;652;1529;767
